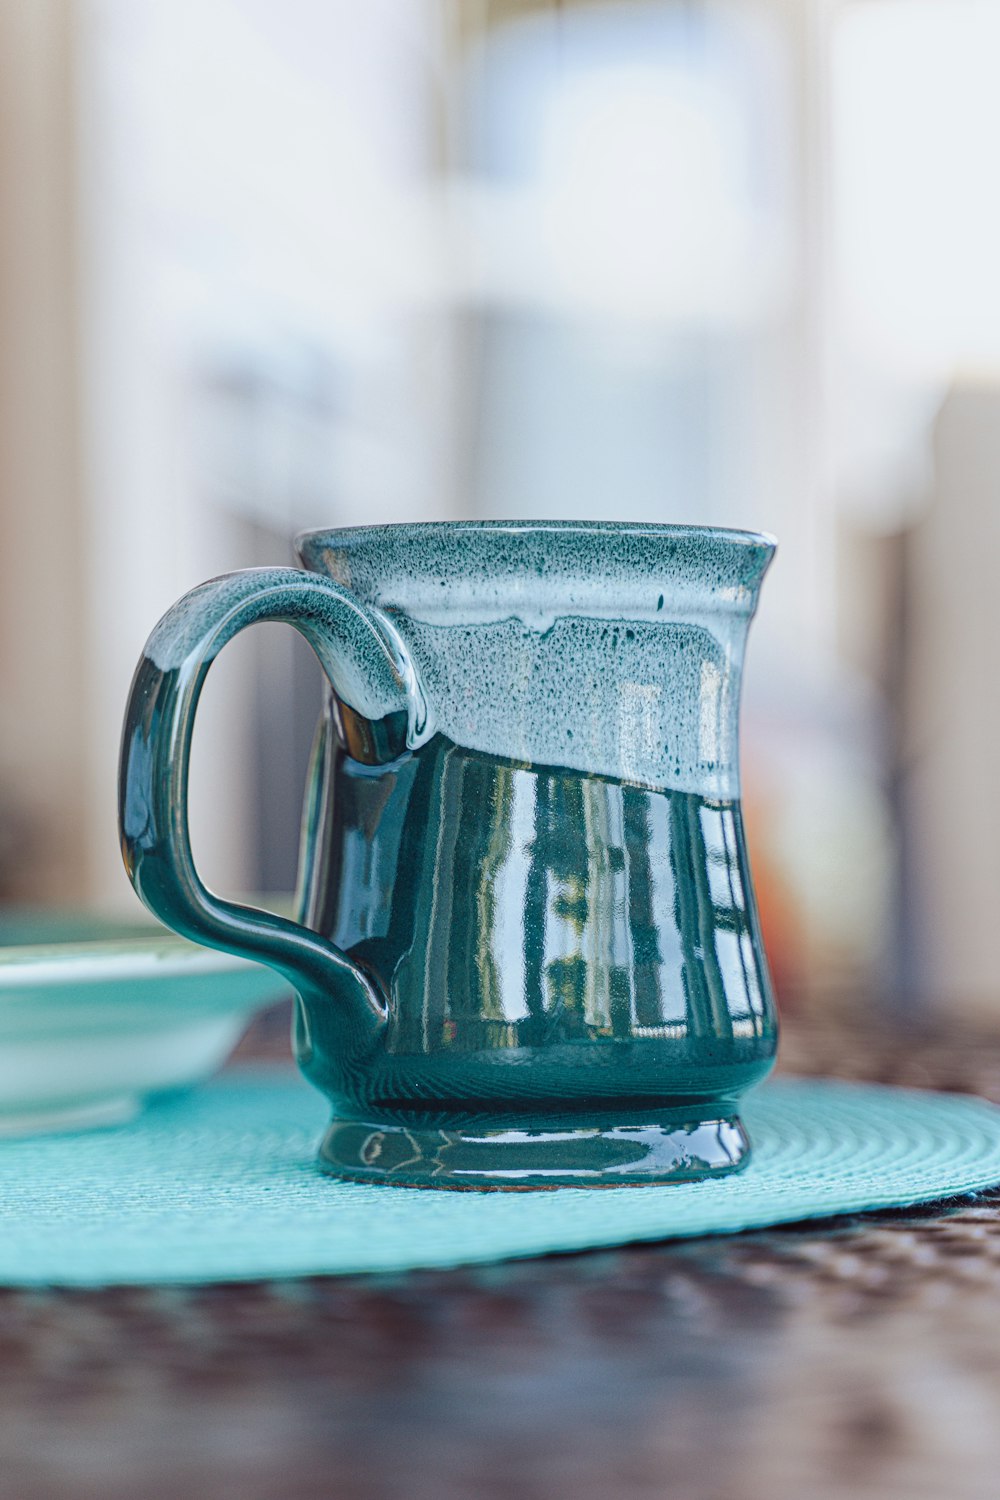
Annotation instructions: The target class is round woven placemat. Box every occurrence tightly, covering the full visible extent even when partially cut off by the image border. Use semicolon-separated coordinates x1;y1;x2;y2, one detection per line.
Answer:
3;1066;1000;1286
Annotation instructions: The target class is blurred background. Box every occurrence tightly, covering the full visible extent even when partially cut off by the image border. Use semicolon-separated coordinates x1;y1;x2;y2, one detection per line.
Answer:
0;0;996;1027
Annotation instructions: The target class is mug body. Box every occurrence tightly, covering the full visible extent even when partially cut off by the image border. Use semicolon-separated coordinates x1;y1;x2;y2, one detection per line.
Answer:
293;522;777;1186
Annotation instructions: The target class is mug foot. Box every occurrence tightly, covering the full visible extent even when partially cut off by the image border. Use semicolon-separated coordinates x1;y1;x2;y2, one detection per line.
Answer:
318;1108;750;1189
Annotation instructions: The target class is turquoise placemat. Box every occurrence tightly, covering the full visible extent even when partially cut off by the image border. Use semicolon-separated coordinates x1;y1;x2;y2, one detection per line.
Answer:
3;1066;1000;1287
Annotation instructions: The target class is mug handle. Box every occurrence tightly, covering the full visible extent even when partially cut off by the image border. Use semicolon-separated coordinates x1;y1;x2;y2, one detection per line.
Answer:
118;567;426;1037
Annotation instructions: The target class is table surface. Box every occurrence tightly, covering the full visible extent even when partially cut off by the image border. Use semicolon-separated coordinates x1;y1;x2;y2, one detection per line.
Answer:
5;1009;1000;1500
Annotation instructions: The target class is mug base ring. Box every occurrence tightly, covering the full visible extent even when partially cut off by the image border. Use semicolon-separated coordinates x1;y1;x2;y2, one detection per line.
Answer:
317;1108;750;1189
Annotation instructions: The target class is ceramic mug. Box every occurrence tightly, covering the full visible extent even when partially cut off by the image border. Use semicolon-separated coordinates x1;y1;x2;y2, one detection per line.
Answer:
120;521;778;1188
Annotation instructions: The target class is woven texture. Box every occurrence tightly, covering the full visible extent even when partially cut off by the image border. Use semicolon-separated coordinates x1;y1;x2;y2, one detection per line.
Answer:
3;1065;1000;1287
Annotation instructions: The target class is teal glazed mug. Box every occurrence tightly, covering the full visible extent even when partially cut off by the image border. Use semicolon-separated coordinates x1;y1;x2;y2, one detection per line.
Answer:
119;522;778;1188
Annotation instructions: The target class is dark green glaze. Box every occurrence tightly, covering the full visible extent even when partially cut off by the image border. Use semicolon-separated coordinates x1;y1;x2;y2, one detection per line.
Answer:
301;732;773;1098
119;522;778;1188
318;1111;751;1189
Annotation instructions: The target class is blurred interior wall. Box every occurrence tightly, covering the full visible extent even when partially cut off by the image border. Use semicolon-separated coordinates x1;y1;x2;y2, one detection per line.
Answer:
900;384;1000;1021
0;0;89;902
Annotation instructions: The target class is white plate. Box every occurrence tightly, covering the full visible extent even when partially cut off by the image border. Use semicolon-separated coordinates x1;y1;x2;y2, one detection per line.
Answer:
0;912;290;1136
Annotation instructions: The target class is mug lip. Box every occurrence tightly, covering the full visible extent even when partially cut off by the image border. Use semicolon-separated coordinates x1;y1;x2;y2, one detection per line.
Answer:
297;519;777;552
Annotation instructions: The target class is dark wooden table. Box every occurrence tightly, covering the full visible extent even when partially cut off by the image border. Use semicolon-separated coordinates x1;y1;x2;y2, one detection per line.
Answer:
4;1010;1000;1500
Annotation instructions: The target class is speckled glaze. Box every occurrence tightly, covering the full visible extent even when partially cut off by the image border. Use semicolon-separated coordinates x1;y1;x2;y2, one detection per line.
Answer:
120;521;777;1187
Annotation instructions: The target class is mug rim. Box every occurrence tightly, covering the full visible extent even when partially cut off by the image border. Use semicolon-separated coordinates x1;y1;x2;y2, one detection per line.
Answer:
296;519;777;552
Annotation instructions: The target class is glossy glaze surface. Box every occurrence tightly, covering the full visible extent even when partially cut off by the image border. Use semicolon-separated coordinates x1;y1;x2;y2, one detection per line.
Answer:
302;733;772;1096
120;522;777;1186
